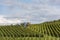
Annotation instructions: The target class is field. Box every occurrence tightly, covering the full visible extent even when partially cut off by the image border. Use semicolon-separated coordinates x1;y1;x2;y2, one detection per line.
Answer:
0;20;60;40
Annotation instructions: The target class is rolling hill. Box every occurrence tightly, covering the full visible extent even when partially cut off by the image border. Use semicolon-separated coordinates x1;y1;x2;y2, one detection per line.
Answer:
0;19;60;40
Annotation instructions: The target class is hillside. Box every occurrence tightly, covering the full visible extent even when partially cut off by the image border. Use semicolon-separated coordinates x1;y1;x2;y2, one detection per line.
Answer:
28;20;60;37
0;20;60;40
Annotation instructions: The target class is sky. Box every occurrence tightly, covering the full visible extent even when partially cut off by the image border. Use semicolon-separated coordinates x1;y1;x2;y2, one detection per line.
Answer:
0;0;60;25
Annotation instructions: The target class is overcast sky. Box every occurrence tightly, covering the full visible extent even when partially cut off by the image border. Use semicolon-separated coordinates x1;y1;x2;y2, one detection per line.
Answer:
0;0;60;24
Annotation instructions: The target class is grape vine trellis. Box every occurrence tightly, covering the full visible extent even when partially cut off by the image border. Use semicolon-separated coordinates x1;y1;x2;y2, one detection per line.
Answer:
0;20;60;40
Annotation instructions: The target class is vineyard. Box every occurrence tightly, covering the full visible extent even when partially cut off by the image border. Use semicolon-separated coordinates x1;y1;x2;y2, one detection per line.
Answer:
0;20;60;40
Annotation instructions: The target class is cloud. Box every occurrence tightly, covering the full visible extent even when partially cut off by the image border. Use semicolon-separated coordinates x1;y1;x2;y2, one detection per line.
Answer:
49;0;60;5
0;0;60;24
0;15;22;25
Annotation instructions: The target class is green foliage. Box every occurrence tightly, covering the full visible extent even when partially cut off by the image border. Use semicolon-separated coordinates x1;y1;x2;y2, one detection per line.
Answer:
0;20;60;40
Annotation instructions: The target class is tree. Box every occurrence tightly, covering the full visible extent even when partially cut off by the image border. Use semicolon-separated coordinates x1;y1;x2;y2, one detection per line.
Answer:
20;22;30;27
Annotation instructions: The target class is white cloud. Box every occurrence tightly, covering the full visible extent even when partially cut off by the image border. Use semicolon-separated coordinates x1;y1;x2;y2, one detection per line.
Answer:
0;0;60;24
0;15;22;25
